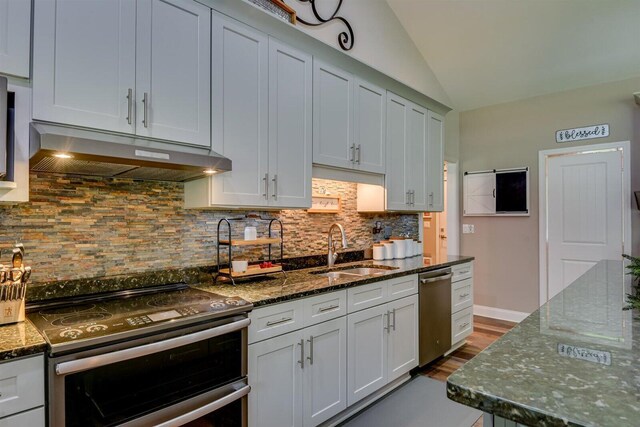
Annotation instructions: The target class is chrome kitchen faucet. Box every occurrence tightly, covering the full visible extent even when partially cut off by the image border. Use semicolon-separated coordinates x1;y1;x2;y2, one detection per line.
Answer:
327;223;348;267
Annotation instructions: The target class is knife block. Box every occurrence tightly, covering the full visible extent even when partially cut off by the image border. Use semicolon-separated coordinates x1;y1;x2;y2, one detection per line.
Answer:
0;298;25;325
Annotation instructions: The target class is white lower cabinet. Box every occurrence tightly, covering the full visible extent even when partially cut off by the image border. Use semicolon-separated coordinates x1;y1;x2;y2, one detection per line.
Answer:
387;295;419;382
249;278;419;426
0;355;45;425
249;317;347;427
249;330;304;427
303;318;347;426
451;262;474;348
346;304;388;406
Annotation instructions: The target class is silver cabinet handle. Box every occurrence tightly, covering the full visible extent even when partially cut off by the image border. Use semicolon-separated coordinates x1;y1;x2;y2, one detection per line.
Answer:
391;308;396;331
406;191;411;205
271;174;277;200
307;335;314;365
411;190;415;206
429;192;434;206
458;270;470;275
356;144;361;164
318;304;339;313
420;273;453;284
126;88;133;125
350;144;355;162
56;317;250;375
142;92;149;128
263;173;269;200
459;293;469;299
266;317;292;327
298;339;305;368
459;322;470;330
383;312;390;333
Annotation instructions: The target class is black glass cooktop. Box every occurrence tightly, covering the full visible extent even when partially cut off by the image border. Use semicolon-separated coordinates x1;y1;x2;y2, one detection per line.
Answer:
27;284;251;349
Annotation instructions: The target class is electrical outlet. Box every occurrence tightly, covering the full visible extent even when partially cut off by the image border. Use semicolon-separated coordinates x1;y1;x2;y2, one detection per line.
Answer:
462;224;475;234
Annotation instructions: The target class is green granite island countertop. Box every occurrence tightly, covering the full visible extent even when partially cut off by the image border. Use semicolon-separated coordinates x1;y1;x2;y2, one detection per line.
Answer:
196;255;474;307
447;260;639;427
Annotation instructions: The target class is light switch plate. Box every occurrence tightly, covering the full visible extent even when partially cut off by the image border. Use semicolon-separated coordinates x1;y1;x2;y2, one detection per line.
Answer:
462;224;475;234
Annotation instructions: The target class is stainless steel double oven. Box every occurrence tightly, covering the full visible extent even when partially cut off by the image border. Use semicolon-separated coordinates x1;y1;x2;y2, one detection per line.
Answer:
48;314;250;427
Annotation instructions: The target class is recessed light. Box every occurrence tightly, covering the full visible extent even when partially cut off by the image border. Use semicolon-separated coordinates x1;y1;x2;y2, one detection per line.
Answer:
203;169;217;175
53;153;73;159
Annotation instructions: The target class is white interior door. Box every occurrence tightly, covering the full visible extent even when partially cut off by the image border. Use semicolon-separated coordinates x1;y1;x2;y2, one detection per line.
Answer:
544;147;625;302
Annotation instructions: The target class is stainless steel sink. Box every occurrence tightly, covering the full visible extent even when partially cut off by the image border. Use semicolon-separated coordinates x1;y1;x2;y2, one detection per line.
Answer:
321;271;363;279
313;265;399;279
338;267;392;276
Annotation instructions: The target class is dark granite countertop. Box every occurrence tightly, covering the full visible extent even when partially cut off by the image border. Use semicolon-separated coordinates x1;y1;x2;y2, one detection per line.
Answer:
0;320;47;361
447;260;639;427
195;255;474;307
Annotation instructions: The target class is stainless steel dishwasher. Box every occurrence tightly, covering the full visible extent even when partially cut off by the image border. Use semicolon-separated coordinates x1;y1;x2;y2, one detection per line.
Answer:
418;267;453;366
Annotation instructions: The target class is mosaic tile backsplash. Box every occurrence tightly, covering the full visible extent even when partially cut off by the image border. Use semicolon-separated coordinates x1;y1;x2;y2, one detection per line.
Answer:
1;174;418;284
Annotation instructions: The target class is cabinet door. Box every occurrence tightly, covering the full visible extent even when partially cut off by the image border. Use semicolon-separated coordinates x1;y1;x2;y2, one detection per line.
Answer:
406;102;429;211
136;0;210;147
210;12;269;207
347;304;388;406
303;318;347;426
427;110;444;211
312;60;353;169
248;331;304;427
32;0;136;133
385;92;409;211
0;0;31;78
268;38;312;208
387;295;419;382
463;172;496;215
353;78;386;174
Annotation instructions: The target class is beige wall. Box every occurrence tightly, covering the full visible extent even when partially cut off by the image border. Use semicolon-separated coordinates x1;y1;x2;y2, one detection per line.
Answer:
460;76;640;313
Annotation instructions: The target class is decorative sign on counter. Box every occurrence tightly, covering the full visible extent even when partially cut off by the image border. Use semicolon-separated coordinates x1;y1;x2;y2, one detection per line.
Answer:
556;124;609;143
308;195;341;213
557;343;611;366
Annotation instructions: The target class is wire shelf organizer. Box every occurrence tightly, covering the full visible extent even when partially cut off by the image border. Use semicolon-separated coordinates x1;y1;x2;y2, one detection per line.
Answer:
215;215;285;285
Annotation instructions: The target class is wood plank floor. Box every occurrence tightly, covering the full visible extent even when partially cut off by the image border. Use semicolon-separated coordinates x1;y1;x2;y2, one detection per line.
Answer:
419;315;517;426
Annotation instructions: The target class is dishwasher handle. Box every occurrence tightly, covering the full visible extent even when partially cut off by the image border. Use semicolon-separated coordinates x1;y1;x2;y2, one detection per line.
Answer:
420;273;453;284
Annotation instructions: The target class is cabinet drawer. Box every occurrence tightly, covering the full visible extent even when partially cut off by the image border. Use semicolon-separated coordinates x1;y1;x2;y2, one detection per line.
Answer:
0;407;44;427
303;290;347;327
249;300;303;344
347;281;388;313
452;278;473;313
452;307;473;344
0;355;44;419
452;262;473;283
387;275;418;300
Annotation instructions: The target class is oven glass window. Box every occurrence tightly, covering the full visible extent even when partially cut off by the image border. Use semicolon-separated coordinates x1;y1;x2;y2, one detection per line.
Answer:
64;330;242;426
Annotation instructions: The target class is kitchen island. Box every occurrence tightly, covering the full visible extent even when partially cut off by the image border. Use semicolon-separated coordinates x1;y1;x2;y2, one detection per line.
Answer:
447;260;639;427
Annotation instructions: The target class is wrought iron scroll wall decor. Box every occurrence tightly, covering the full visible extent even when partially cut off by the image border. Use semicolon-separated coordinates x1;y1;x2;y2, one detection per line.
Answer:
287;0;354;51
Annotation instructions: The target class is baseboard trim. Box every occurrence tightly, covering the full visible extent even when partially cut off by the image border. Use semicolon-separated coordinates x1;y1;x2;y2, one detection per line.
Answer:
473;304;529;323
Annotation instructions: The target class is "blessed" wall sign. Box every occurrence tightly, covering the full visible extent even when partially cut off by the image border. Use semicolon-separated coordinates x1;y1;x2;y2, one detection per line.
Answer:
556;124;609;143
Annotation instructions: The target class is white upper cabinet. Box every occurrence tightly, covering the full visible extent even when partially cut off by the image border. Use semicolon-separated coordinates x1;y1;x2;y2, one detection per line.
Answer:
135;0;211;146
312;62;386;175
385;91;437;212
313;60;353;170
209;11;269;207
0;0;31;78
185;18;312;210
353;78;386;174
268;38;312;208
33;0;210;146
406;102;428;211
33;0;137;134
427;110;444;211
385;92;409;211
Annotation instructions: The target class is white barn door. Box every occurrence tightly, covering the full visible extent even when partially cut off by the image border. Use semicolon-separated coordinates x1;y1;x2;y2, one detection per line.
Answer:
540;143;629;304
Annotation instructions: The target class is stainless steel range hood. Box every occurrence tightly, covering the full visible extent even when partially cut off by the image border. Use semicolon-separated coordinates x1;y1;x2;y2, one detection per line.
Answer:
29;122;231;182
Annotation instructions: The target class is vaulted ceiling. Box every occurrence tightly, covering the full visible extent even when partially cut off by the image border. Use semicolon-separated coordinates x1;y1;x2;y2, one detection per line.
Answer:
386;0;640;111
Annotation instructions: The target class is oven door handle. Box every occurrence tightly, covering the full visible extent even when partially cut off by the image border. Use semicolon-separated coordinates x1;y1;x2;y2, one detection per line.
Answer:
155;384;251;427
55;317;251;376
